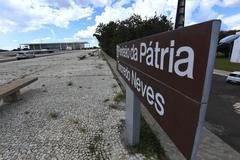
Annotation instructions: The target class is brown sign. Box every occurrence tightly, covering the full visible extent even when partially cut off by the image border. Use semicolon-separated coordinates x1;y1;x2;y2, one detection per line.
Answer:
117;20;221;159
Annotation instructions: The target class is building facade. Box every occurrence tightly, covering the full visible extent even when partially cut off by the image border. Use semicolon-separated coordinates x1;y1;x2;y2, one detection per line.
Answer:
21;42;88;50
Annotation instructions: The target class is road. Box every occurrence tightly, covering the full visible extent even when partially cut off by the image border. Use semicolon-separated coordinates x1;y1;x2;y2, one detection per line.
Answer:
0;51;66;63
206;74;240;153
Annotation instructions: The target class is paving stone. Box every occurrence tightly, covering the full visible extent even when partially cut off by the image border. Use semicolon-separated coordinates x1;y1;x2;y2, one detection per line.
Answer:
0;50;156;160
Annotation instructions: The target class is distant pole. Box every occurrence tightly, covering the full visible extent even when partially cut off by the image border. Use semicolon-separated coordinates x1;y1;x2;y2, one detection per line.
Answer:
40;40;42;50
175;0;186;29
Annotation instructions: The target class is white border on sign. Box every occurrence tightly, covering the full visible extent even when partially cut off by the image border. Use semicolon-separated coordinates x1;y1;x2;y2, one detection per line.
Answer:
191;20;221;160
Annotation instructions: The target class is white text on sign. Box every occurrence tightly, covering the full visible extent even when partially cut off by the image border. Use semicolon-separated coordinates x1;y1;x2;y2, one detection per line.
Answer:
118;40;195;79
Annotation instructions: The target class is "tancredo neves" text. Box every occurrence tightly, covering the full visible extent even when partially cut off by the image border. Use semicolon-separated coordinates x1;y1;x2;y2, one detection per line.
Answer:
118;63;165;116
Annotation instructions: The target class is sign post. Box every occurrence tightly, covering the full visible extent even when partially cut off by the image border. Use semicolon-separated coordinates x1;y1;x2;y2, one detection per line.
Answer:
125;85;141;145
117;20;221;159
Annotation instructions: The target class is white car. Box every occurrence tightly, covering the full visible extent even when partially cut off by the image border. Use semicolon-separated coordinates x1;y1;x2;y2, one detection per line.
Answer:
226;71;240;84
16;52;35;60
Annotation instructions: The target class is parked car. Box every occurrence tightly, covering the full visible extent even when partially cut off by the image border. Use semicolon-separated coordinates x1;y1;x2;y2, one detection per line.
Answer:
16;52;35;60
226;71;240;84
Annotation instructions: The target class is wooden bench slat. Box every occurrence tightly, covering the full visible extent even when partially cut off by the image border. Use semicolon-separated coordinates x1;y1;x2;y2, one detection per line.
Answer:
0;77;38;98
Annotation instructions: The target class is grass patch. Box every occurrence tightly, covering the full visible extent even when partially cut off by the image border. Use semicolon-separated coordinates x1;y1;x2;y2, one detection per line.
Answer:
49;112;59;119
112;83;118;88
67;81;73;86
103;98;110;103
109;103;125;111
78;55;86;60
113;91;125;103
215;57;240;72
25;111;30;115
72;118;79;124
95;65;103;69
79;127;86;133
93;134;102;143
98;52;106;60
88;143;96;153
88;133;103;156
128;117;165;159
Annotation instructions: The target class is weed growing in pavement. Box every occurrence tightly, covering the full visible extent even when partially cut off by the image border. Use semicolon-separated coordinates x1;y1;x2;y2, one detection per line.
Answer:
95;63;104;69
88;143;96;153
128;117;165;159
67;81;73;86
93;134;102;143
103;98;110;103
72;118;79;124
98;51;106;60
25;111;30;114
112;83;118;88
88;133;103;156
99;129;104;133
113;91;125;103
49;112;59;119
109;103;125;111
79;127;86;133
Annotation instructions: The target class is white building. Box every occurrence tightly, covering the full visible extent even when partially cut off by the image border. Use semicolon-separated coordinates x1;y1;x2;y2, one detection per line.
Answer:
20;42;88;50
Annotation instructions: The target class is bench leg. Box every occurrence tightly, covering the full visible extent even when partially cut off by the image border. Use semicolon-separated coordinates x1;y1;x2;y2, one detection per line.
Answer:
3;90;21;103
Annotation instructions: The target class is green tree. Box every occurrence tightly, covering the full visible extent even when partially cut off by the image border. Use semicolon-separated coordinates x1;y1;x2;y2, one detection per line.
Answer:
93;14;173;59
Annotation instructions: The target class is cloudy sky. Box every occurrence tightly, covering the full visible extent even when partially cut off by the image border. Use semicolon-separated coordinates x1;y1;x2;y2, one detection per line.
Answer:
0;0;240;50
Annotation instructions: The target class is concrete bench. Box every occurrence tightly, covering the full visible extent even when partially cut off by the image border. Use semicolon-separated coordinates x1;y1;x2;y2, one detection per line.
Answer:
0;77;38;103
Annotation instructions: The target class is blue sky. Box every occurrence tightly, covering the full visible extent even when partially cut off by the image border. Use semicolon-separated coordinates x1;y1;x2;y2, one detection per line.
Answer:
0;0;240;50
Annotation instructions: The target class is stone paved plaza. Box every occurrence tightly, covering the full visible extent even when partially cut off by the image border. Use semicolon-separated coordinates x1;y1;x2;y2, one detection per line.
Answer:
0;50;148;160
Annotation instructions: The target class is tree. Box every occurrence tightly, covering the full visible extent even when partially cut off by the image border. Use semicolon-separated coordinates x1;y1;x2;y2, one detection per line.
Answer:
93;14;173;59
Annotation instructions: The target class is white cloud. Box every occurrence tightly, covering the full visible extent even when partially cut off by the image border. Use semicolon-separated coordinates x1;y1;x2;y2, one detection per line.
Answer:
75;0;175;46
222;13;240;30
45;0;113;8
94;0;135;25
72;0;240;47
63;37;79;42
2;0;239;48
0;18;17;33
73;0;176;47
76;0;112;7
74;25;96;39
50;29;56;36
32;37;51;43
87;17;92;20
0;0;94;33
74;25;99;46
221;0;240;7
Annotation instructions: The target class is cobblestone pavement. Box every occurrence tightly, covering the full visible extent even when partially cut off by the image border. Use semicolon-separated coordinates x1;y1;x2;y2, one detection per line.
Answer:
0;50;148;160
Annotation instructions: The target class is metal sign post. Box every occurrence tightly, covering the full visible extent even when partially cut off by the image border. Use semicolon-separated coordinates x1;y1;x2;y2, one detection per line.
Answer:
116;46;141;147
126;85;141;145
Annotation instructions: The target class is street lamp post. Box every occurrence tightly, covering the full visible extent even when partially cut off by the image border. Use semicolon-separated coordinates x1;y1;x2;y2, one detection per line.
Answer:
175;0;186;29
